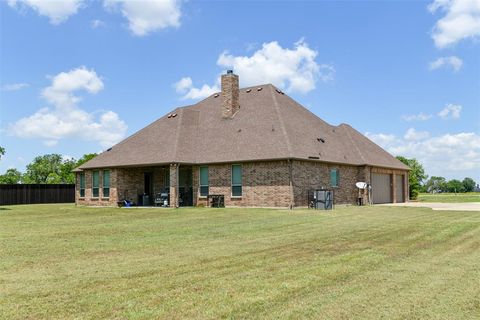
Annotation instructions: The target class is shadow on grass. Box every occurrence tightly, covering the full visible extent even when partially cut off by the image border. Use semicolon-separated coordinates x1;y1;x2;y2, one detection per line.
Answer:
0;207;12;210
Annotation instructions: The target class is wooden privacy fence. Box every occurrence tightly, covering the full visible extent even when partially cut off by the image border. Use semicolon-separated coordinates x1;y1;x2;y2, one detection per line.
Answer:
0;184;75;205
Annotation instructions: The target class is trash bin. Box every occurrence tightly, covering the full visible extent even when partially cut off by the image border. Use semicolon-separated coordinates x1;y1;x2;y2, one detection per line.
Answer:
143;194;150;206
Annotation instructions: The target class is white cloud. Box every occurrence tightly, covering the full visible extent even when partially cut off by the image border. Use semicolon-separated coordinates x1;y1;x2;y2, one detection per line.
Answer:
9;66;127;148
104;0;182;36
41;66;104;108
7;0;84;25
175;39;332;100
1;83;29;92
44;140;58;147
91;19;106;29
401;112;433;122
174;77;218;100
429;56;463;71
364;132;397;146
404;128;430;141
174;77;192;93
366;129;480;180
217;39;332;93
428;0;480;48
438;103;462;119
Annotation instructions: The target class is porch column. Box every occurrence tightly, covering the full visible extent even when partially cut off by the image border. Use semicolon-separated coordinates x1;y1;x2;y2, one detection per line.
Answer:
405;172;409;202
288;159;294;209
169;163;179;208
392;173;397;203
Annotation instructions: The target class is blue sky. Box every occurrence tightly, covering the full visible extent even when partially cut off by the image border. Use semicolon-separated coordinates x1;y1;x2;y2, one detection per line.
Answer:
1;0;479;182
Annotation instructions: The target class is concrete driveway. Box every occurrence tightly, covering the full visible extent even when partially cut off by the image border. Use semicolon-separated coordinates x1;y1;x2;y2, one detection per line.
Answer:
379;202;480;212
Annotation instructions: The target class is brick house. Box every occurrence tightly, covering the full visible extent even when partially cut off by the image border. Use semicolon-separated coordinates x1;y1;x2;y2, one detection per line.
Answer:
75;71;409;208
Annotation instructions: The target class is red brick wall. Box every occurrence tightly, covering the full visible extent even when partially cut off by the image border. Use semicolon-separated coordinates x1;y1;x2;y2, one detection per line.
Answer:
291;161;360;206
75;169;119;206
76;166;168;206
76;161;407;207
194;161;292;207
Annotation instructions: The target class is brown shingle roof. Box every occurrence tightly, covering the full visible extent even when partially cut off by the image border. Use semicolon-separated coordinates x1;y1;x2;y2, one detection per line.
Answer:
78;84;409;171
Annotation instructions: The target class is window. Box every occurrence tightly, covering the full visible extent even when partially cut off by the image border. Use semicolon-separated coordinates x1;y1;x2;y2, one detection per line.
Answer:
92;171;99;198
231;164;242;197
103;170;110;198
330;168;339;187
199;166;209;197
79;173;85;198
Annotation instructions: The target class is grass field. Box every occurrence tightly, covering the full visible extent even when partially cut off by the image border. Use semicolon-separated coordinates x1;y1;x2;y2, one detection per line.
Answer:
418;192;480;203
1;204;479;319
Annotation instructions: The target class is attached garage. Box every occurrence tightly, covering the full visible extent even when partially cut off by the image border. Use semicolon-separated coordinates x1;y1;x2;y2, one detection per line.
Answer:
371;173;392;204
395;174;405;203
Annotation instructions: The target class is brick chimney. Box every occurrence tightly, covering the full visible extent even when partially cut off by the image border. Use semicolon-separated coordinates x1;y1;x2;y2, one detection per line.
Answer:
221;70;239;118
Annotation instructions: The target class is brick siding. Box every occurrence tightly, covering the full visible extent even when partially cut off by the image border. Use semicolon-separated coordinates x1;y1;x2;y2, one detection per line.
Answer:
291;161;360;206
76;160;408;207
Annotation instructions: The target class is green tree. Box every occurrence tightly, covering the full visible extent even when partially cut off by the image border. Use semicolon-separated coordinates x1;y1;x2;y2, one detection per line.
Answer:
424;176;447;193
0;146;5;160
462;177;476;192
396;156;427;200
22;153;98;184
60;157;77;184
75;153;97;168
0;168;23;184
446;179;465;193
23;154;64;184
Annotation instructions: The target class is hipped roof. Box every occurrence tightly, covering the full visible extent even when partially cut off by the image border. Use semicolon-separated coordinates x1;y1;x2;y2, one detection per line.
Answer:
77;84;409;171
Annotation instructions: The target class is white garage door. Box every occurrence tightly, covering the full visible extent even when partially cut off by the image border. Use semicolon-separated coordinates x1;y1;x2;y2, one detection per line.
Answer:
395;174;405;203
372;173;392;204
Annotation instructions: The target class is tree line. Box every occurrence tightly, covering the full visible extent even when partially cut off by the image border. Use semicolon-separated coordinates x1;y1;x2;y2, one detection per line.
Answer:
396;156;477;200
0;151;96;184
0;148;477;198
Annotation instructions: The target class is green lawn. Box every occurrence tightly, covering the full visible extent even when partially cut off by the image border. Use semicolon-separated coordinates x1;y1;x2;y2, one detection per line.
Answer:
418;192;480;203
1;205;479;319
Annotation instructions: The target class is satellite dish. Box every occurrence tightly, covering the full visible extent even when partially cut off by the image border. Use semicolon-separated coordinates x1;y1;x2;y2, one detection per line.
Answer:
356;182;368;189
